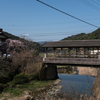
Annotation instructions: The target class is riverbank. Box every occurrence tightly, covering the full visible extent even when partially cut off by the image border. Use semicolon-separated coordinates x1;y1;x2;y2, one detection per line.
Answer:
57;66;99;100
91;68;100;100
57;66;98;76
0;63;99;100
0;73;99;100
0;79;62;100
77;67;97;76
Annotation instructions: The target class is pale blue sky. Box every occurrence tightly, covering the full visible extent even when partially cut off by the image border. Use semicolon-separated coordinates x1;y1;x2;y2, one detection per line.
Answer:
0;0;100;42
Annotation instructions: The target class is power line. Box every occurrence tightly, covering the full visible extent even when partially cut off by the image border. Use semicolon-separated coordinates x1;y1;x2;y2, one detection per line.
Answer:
4;25;94;31
37;0;100;28
1;17;100;26
19;29;93;36
19;33;84;37
97;0;100;2
92;0;100;6
79;0;100;12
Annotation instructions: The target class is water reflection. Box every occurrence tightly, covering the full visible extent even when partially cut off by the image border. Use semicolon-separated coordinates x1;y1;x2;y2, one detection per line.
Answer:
58;74;95;96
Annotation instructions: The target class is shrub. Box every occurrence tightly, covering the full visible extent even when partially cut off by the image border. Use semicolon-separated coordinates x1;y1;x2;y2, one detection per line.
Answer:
0;83;5;93
0;59;18;84
10;73;29;85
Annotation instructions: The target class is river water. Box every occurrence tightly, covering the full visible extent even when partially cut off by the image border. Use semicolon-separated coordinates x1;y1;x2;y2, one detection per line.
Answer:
58;74;95;96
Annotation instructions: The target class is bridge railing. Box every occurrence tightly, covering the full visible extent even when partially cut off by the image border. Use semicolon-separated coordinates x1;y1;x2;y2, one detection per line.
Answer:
44;57;100;65
45;47;100;59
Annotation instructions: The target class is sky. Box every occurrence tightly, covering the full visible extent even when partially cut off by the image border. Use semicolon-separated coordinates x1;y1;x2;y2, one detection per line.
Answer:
0;0;100;42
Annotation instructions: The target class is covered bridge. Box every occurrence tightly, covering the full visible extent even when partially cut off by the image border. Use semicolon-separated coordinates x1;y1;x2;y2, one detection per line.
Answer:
43;40;100;66
42;40;100;80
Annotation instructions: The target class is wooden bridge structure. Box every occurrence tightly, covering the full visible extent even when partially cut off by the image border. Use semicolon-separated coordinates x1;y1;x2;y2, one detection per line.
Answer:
42;40;100;80
43;40;100;66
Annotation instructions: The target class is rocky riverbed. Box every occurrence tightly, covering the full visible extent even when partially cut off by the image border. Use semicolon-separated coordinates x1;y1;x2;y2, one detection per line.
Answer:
32;79;63;99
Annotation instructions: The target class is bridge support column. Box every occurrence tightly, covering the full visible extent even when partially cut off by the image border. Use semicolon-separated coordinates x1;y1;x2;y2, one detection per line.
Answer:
44;64;58;80
76;47;79;58
68;48;71;58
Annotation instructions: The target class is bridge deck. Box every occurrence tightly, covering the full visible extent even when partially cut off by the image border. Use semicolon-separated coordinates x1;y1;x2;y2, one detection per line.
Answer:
44;57;100;66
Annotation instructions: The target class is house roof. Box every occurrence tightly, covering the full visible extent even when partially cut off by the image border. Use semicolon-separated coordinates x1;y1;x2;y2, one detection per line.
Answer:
0;32;8;39
42;40;100;48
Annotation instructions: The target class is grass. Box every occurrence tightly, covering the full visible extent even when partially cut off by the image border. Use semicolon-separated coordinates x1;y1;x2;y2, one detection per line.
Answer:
0;80;53;98
57;66;68;68
0;73;54;98
47;54;53;57
2;80;45;96
39;53;45;57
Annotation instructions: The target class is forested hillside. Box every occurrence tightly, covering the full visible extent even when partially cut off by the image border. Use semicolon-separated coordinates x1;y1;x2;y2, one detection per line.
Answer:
62;28;100;40
3;31;44;52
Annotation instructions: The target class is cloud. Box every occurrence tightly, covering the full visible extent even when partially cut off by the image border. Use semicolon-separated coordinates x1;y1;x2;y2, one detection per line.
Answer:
22;34;29;36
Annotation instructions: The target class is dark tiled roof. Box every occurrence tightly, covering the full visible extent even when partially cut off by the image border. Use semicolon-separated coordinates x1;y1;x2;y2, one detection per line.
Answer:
42;40;100;48
0;32;8;39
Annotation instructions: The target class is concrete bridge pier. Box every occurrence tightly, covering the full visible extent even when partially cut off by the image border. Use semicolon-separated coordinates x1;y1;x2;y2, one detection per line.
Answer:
44;64;59;80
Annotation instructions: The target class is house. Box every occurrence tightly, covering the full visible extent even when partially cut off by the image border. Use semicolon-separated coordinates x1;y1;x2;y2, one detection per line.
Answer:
0;29;8;57
90;50;100;54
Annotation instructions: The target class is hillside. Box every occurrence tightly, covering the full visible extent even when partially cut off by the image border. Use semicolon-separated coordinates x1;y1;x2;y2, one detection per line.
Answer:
62;28;100;40
3;31;44;52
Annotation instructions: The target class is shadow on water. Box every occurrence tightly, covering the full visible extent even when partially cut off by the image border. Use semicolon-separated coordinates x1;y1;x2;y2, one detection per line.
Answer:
58;73;95;96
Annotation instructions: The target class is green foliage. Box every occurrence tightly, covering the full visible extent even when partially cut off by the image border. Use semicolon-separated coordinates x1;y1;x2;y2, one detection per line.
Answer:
6;73;41;88
62;28;100;40
10;73;29;85
0;59;16;84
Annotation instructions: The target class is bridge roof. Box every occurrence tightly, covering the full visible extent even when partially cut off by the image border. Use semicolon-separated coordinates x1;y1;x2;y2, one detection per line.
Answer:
42;40;100;48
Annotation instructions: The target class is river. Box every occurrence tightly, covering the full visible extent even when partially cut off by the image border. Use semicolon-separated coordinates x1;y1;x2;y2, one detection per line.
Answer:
58;73;95;96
